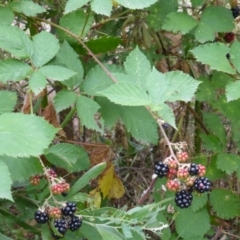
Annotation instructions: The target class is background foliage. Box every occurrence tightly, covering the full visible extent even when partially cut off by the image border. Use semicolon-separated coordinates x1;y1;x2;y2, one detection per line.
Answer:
0;0;240;239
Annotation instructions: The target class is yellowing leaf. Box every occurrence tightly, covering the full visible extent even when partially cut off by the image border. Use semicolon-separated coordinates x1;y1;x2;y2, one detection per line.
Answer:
108;173;125;199
98;163;114;198
89;188;101;208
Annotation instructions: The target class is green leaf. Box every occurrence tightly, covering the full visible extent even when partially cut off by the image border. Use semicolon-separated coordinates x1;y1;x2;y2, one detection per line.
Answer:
0;91;17;115
1;156;43;182
194;6;234;43
31;31;60;67
195;77;215;103
69;162;106;196
191;193;208;212
175;208;210;238
162;12;198;34
91;0;112;16
0;233;13;240
0;7;14;25
78;36;122;54
165;71;201;102
64;0;89;14
203;112;226;146
58;10;94;43
211;71;232;90
190;43;235;74
80;221;103;240
0;59;32;83
83;65;114;95
76;96;104;133
38;65;76;81
230;41;240;73
96;225;124;240
225;81;240;102
29;71;47;95
216;153;240;175
53;90;77;113
56;41;84;88
98;82;150;106
146;0;178;31
156;104;176;129
146;68;172;104
191;0;205;7
9;0;46;16
0;25;33;58
121;106;158;144
124;46;151;89
210;189;240;220
0;113;58;157
200;133;223;152
44;143;90;172
116;0;157;9
101;93;155;135
205;155;225;181
0;161;13;201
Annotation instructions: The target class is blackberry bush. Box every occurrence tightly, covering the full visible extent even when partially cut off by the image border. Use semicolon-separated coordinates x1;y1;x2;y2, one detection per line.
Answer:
175;190;193;209
154;162;169;178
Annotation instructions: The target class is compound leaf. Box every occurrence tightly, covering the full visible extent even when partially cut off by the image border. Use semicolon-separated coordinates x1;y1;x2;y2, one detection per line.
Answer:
190;43;235;74
162;12;198;34
98;82;150;106
0;113;58;157
53;90;77;113
31;31;60;67
0;59;32;83
0;91;17;115
0;25;33;58
210;189;240;220
76;96;104;133
0;161;13;201
9;0;46;16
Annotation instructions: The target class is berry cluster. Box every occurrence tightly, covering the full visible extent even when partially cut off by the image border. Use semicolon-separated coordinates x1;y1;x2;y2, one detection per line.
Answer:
34;210;49;224
61;202;77;216
231;7;240;18
154;150;211;209
30;175;41;186
51;183;70;195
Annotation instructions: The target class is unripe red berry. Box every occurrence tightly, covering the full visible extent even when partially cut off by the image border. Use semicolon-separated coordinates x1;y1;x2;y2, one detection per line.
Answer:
167;168;177;179
177;168;189;179
176;152;189;163
198;164;206;177
166;180;180;191
224;32;234;43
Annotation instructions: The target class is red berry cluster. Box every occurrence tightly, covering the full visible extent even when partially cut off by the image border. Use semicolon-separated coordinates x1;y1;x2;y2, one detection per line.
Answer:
30;175;41;186
48;207;62;219
154;150;210;208
51;183;70;195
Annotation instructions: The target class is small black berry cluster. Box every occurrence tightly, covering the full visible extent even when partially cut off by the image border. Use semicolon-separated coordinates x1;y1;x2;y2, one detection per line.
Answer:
34;210;49;224
194;177;211;193
154;162;169;178
61;201;77;216
175;190;193;209
231;7;240;18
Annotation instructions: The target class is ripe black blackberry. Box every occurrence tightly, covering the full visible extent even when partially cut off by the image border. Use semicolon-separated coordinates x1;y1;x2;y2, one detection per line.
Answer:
188;163;199;176
194;177;211;193
61;202;77;216
54;218;68;235
68;215;82;231
231;7;240;18
175;190;193;208
226;53;230;59
61;192;68;197
154;162;169;178
34;210;49;224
